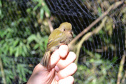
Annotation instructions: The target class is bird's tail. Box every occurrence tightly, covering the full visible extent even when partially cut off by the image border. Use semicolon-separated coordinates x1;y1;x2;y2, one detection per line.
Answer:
40;51;51;68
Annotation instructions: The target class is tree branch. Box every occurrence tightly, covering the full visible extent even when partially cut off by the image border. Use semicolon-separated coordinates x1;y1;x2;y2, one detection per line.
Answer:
121;70;126;84
75;17;107;64
69;1;124;48
117;51;126;84
0;56;6;84
48;17;54;32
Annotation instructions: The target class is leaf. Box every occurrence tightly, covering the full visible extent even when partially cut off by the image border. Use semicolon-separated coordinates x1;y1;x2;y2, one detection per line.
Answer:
43;1;50;17
23;45;27;54
98;7;102;16
33;3;41;11
3;43;9;54
13;39;19;47
40;8;44;20
33;44;39;49
27;34;37;44
9;46;14;55
15;47;20;57
105;17;113;36
0;30;7;38
26;8;31;14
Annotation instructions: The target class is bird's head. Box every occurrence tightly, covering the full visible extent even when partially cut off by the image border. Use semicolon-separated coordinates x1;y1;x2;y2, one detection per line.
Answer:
58;22;72;33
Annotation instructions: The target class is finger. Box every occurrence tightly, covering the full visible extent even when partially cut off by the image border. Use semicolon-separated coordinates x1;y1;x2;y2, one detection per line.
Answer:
58;76;74;84
56;52;76;71
59;45;69;58
56;63;77;79
31;64;44;75
49;50;60;68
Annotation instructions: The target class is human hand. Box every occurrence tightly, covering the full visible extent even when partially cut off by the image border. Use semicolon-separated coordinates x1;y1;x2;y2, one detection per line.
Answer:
27;45;77;84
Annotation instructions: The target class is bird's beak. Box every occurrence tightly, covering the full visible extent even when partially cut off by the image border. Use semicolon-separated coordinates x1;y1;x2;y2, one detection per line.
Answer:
70;30;73;37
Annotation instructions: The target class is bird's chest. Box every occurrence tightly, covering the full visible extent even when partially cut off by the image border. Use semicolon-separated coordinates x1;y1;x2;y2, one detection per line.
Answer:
62;33;72;44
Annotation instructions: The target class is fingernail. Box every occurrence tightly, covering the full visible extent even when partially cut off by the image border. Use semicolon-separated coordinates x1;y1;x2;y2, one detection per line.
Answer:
55;75;59;81
55;65;59;72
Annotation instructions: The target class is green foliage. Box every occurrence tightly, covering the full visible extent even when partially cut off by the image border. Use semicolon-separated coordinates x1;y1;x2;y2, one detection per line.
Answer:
105;17;113;37
75;52;117;84
27;33;48;55
98;7;102;16
120;7;126;25
1;54;32;83
0;0;50;83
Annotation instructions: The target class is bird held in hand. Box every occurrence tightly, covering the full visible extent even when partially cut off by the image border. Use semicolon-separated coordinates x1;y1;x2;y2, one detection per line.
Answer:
40;22;73;68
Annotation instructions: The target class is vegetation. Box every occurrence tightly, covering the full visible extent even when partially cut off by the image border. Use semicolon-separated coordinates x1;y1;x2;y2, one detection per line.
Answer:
0;0;49;83
0;0;125;84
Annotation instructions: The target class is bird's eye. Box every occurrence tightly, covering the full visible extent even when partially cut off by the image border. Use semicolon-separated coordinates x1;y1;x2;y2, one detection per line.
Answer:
63;29;65;31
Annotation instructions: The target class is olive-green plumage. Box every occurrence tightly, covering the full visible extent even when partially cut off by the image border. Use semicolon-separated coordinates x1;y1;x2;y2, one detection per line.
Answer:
40;22;73;68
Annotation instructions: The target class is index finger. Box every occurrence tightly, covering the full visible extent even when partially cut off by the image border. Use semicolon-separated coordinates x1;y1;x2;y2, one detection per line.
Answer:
59;45;69;58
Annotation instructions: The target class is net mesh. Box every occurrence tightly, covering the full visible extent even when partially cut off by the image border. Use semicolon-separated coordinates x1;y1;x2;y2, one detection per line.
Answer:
0;0;126;84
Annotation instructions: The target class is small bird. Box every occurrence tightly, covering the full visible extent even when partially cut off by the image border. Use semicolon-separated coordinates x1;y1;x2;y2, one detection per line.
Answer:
40;22;73;68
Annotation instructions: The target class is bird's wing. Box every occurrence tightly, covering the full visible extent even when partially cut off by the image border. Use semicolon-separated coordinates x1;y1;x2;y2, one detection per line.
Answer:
47;30;67;50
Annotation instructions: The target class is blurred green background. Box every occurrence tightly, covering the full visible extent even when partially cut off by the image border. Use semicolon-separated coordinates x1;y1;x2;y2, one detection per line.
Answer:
0;0;126;84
